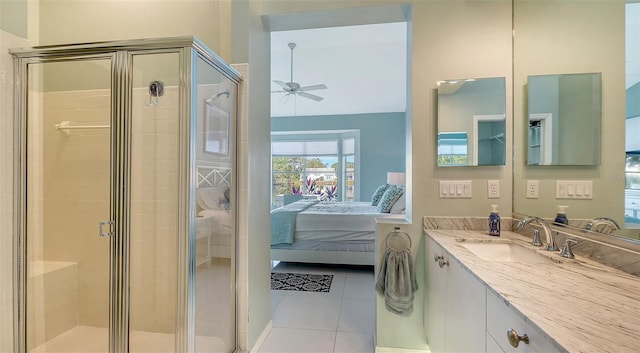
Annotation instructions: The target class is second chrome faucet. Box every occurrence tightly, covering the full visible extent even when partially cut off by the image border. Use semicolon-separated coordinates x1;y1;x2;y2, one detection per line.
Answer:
515;216;559;252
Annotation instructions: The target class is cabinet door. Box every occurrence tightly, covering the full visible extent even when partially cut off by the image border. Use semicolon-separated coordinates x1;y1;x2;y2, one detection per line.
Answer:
424;236;447;353
445;254;486;352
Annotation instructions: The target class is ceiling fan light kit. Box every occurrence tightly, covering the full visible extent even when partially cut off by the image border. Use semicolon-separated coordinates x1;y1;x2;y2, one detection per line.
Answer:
273;42;327;102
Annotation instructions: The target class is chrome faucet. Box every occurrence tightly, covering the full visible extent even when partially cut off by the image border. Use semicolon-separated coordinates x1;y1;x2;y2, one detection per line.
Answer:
560;239;578;259
585;217;621;234
515;217;559;251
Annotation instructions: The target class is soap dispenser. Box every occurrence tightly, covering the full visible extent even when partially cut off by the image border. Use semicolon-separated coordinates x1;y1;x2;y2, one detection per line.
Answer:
554;205;569;226
489;204;500;236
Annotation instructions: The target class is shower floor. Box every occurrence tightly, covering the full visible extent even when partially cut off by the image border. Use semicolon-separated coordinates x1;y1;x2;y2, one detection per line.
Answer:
30;325;226;353
28;260;233;353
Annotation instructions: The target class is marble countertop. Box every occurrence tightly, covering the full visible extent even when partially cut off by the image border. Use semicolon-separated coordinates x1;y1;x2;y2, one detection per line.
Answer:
424;228;640;353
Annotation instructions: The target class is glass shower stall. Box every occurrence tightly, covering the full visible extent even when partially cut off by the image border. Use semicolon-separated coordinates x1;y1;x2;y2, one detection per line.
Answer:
11;37;240;353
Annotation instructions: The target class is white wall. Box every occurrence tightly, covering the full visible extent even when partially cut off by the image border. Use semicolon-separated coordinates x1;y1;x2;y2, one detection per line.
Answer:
513;1;626;221
36;0;232;62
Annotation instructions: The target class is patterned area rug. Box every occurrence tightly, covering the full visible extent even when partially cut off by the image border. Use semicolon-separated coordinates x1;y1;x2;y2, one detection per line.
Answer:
270;272;333;292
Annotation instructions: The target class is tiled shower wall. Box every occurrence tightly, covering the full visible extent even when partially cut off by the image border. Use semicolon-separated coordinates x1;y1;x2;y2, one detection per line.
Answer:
0;30;29;353
31;88;112;332
129;85;180;334
25;85;181;342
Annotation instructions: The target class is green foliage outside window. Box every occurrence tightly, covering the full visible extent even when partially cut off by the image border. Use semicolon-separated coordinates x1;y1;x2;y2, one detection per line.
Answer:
438;155;468;166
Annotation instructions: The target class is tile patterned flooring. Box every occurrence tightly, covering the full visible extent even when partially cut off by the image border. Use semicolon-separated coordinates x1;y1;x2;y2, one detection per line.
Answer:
259;262;375;353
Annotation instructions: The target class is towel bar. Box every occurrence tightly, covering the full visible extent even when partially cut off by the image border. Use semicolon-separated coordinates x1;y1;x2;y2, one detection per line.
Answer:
385;227;412;250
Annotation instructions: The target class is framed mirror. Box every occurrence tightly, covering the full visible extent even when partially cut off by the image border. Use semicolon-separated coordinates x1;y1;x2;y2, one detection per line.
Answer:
437;77;506;167
527;72;602;166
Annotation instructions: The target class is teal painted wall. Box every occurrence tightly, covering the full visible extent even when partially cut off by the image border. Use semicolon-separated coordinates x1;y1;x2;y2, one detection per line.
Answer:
271;112;406;201
1;0;28;38
628;81;640;119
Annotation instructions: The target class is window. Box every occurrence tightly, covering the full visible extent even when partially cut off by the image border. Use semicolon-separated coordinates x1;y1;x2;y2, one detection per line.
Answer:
438;132;468;166
626;152;640;225
271;132;359;205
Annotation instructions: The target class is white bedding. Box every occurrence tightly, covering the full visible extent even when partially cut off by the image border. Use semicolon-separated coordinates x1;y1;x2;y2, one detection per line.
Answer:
197;209;232;246
294;202;403;242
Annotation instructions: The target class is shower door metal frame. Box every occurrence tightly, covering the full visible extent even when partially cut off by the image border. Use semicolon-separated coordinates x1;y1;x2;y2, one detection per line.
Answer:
11;37;242;353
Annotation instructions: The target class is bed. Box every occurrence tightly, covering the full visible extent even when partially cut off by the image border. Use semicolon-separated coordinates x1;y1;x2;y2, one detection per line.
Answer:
270;195;405;265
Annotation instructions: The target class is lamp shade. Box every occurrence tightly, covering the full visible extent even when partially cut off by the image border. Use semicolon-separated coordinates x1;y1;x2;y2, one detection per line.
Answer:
387;172;405;186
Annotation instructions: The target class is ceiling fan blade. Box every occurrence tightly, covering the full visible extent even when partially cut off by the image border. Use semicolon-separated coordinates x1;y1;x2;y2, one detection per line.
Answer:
279;93;294;104
273;80;291;89
297;92;324;102
298;84;327;92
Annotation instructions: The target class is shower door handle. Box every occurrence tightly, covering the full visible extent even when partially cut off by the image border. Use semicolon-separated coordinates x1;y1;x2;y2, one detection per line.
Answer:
100;220;115;237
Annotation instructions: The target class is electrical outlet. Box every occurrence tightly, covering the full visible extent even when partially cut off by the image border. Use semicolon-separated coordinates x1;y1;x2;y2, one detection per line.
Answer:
487;180;500;198
526;180;539;199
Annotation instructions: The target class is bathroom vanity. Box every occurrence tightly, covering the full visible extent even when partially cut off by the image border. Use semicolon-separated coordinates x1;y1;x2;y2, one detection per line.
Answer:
423;220;640;353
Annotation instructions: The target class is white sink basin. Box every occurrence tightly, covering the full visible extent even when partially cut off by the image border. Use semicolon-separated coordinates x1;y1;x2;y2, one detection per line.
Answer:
460;241;555;264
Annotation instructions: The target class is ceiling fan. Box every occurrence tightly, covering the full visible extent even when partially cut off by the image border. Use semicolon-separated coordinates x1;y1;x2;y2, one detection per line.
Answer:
272;42;327;103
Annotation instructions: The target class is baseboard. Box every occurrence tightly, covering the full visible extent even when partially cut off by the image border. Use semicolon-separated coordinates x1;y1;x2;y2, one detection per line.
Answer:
375;346;431;353
249;320;273;353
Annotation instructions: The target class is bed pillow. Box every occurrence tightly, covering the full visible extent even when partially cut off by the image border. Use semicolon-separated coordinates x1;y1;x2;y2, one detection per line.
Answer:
377;185;403;213
371;183;391;206
196;187;230;211
389;193;406;214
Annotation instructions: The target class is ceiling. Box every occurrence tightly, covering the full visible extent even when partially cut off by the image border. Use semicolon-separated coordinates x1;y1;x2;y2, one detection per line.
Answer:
269;5;638;117
270;22;407;117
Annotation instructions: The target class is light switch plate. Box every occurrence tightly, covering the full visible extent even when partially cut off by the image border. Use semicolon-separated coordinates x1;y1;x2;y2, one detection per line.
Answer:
556;180;593;199
439;180;472;198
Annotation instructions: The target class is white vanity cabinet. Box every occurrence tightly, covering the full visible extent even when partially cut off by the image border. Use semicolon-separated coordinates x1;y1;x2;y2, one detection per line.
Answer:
424;236;486;353
486;289;562;353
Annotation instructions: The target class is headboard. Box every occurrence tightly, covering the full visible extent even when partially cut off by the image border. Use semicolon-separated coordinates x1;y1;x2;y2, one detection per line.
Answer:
197;165;232;188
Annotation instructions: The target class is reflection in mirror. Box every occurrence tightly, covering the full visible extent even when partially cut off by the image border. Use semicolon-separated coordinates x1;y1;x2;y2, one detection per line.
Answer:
626;3;640;231
527;73;602;166
437;77;506;166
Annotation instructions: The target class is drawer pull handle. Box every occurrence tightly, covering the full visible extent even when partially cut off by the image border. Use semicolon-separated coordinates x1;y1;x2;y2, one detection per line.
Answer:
507;328;529;348
438;259;449;268
434;254;444;262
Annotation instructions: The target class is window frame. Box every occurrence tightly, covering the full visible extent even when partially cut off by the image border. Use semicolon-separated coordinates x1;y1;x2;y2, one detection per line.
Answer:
271;130;360;204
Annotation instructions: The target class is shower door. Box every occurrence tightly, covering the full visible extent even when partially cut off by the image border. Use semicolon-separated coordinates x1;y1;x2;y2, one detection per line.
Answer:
22;57;114;352
20;52;184;353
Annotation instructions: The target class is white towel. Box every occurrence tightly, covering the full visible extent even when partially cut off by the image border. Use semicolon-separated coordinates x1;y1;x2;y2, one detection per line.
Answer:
375;247;418;316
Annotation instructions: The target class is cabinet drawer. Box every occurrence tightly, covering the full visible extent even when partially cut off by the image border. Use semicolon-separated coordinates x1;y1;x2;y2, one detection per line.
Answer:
487;332;505;353
487;290;563;353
